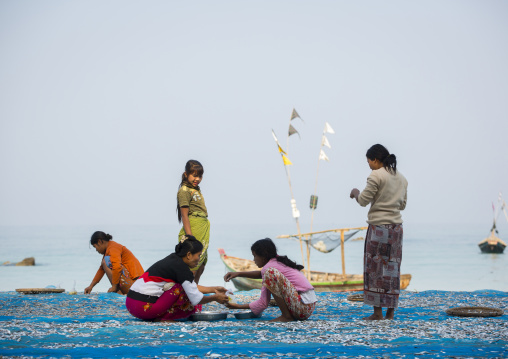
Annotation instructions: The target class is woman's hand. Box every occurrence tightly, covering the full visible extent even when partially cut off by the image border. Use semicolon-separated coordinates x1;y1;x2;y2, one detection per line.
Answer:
224;272;238;282
350;188;360;200
214;286;227;294
215;292;229;305
84;285;93;294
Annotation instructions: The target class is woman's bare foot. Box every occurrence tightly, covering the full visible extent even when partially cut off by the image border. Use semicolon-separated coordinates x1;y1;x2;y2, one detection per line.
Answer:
384;308;395;320
269;315;294;322
362;314;384;320
363;306;383;320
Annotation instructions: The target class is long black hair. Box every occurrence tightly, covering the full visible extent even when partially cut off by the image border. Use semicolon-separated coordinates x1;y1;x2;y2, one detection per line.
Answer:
366;144;397;174
177;160;204;223
174;235;203;257
90;231;112;245
251;238;304;271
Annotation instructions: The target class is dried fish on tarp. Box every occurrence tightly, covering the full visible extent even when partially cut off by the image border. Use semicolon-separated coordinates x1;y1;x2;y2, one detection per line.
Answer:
0;290;506;358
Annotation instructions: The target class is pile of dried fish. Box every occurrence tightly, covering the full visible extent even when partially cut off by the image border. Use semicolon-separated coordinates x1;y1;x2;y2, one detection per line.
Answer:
0;290;506;358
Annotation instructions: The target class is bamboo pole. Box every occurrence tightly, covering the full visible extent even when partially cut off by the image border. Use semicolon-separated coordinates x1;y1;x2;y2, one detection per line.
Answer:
309;124;333;278
340;229;346;278
307;139;322;278
309;133;324;235
279;128;306;277
277;226;368;239
284;164;306;274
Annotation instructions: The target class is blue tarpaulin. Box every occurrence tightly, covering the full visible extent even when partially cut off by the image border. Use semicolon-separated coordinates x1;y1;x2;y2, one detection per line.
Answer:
0;290;507;358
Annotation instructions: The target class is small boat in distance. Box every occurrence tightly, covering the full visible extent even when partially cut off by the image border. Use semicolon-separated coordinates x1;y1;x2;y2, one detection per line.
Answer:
478;197;507;254
218;248;412;292
478;229;506;254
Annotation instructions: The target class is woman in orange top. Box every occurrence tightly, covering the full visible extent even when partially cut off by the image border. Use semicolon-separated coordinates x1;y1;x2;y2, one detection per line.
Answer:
84;231;144;295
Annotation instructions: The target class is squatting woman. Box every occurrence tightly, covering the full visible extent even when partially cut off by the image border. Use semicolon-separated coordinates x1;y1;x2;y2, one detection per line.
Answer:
224;238;317;322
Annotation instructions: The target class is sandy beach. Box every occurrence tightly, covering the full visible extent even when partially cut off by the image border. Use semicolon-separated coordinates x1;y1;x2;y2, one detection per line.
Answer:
0;290;506;358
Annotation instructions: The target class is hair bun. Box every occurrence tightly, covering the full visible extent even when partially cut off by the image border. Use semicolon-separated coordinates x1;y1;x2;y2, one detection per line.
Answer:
106;234;113;240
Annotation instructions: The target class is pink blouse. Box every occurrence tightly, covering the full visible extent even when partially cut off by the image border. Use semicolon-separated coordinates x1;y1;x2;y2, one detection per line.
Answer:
249;258;315;315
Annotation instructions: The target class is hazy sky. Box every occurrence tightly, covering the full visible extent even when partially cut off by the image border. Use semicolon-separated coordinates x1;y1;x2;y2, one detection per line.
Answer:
1;1;507;230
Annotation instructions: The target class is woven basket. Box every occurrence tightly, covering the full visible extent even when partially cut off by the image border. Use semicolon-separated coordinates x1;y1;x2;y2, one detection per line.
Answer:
16;288;65;295
347;293;364;302
445;306;504;317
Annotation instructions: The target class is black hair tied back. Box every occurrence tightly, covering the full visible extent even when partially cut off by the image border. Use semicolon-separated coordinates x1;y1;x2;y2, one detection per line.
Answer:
175;235;204;257
251;238;304;271
90;231;112;245
366;144;397;174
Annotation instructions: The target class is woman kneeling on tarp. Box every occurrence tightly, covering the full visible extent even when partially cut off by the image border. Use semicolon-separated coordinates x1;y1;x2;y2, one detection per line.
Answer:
224;238;317;322
126;236;228;321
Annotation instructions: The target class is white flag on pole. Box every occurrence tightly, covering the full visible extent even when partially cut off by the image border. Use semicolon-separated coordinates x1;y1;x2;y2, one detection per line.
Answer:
324;122;335;134
319;149;329;162
322;135;331;149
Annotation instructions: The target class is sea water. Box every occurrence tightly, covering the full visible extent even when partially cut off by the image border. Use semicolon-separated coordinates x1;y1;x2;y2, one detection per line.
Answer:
0;222;506;293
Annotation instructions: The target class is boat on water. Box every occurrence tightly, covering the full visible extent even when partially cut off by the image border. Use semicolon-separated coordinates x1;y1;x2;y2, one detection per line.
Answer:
478;196;507;254
478;229;506;254
218;247;412;292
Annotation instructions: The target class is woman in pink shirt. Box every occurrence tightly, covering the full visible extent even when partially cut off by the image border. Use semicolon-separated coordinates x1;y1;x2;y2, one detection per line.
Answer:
224;238;317;322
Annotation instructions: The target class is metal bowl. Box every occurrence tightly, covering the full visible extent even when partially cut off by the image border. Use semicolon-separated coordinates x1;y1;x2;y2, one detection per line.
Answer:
233;311;261;320
189;311;228;321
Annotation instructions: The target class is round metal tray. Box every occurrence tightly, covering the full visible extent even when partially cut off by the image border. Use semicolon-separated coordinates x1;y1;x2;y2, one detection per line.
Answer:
233;311;261;319
190;311;228;321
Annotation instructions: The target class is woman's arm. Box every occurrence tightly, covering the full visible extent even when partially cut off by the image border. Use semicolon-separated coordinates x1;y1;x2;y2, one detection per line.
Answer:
180;207;192;235
84;279;99;294
355;174;380;207
197;285;227;294
226;302;250;310
224;271;262;282
198;292;229;305
399;190;407;210
84;266;105;294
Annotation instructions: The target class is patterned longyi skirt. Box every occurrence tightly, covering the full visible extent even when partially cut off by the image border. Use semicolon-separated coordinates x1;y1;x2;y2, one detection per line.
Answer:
363;224;403;308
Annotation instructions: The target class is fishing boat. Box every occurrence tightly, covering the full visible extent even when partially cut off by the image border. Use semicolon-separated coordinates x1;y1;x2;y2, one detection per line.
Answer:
478;197;507;254
218;247;412;292
478;229;506;254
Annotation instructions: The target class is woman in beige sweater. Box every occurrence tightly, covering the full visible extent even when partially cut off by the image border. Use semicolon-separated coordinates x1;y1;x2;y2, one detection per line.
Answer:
350;144;408;320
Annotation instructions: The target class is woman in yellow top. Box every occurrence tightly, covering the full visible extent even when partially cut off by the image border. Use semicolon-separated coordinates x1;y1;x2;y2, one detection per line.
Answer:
84;231;144;295
350;144;408;320
176;160;209;284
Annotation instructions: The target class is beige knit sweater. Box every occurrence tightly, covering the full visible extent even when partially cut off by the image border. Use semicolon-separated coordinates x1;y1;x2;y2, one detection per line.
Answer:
357;167;408;225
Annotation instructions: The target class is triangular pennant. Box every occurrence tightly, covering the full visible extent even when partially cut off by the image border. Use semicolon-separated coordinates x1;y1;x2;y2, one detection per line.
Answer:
319;149;329;162
322;135;331;149
324;122;335;134
278;144;286;154
282;154;293;165
288;124;300;138
290;108;301;121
